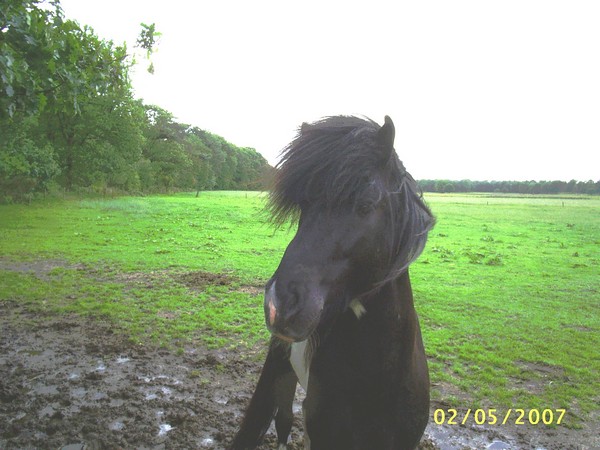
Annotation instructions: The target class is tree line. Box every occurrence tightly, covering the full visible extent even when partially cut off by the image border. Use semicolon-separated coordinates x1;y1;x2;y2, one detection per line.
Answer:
417;179;600;195
1;0;272;202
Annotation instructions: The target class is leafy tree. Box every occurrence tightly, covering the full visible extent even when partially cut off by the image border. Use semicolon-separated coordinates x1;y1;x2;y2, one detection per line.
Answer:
1;0;132;118
1;0;159;196
0;115;59;201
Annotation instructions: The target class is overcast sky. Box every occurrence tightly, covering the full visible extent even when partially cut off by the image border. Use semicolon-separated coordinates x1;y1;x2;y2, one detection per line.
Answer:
59;0;599;182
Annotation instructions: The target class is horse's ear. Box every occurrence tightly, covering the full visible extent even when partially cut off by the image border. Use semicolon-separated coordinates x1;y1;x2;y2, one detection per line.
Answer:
300;122;310;135
377;116;395;162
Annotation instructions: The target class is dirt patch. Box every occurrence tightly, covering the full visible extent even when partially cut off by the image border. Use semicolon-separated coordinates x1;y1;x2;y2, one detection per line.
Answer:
1;304;596;449
0;258;260;297
176;271;237;290
508;361;567;396
175;270;264;296
0;258;85;280
237;285;264;296
108;269;264;297
109;269;239;292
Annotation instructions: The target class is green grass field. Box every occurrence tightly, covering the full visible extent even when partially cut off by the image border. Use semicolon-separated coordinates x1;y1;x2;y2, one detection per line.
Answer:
1;192;598;425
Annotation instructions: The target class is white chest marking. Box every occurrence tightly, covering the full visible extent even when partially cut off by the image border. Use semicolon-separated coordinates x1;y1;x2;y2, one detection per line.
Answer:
290;340;310;391
350;298;366;319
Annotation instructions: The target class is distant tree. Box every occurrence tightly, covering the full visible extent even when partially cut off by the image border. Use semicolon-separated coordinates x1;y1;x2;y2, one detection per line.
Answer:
580;180;598;195
434;180;455;193
417;180;436;192
417;178;599;195
140;106;191;192
42;94;145;191
189;127;270;192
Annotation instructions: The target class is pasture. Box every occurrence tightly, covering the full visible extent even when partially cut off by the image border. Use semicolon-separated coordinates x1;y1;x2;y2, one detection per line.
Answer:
0;192;598;448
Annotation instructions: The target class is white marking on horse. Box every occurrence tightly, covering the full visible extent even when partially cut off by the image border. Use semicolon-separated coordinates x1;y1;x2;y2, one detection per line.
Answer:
350;298;366;319
290;340;309;391
266;281;277;325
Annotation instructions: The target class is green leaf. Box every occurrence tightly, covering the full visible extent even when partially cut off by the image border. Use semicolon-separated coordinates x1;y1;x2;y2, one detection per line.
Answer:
38;93;47;111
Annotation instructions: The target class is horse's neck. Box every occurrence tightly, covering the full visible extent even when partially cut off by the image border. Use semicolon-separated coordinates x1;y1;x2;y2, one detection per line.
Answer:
360;270;421;364
366;270;416;324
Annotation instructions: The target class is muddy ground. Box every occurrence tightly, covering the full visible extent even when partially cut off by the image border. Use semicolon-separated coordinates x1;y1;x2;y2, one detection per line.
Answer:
2;306;596;450
0;266;597;449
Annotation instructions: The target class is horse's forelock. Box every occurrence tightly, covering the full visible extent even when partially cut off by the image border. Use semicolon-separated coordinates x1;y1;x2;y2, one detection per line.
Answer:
268;116;386;224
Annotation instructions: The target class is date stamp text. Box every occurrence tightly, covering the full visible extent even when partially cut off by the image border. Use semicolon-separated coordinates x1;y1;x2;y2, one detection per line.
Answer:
433;408;566;426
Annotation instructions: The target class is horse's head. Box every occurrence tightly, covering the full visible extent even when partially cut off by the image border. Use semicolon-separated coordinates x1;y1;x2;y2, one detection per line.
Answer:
265;116;433;342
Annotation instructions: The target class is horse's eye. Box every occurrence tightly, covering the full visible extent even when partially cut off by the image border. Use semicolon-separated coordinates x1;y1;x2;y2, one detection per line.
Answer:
356;202;374;217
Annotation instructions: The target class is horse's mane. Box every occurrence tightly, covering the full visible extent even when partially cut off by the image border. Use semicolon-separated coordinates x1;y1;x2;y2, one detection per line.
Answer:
269;115;435;280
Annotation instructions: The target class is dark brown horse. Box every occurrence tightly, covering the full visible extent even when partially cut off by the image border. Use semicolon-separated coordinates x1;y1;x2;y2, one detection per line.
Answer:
231;116;434;449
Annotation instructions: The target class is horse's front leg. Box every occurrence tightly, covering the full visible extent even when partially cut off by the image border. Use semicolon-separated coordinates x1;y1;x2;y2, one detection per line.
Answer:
274;369;297;449
230;338;297;450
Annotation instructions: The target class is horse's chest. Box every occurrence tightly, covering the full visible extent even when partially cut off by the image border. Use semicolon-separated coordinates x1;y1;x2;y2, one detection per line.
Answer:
290;301;365;391
290;340;310;390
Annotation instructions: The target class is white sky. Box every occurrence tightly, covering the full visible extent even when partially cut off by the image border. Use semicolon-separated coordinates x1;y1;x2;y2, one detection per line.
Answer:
59;0;599;182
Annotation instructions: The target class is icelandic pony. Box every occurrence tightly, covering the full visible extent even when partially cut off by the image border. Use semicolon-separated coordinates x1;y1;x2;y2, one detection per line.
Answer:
231;116;434;449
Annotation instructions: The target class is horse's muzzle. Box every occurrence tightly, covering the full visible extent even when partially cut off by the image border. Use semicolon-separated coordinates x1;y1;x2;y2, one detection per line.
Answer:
264;279;322;342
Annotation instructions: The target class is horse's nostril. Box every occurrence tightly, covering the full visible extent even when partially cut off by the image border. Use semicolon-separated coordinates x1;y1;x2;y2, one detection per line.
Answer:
286;281;303;307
